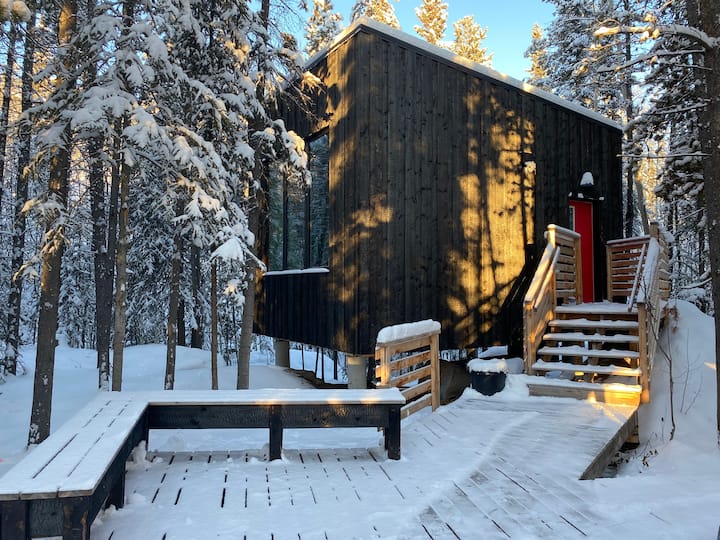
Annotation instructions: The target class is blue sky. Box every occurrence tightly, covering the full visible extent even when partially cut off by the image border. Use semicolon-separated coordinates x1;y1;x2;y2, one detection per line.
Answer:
329;0;555;80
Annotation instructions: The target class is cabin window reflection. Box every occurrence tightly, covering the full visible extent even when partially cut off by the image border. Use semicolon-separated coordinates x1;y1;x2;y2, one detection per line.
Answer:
308;134;329;267
268;132;329;270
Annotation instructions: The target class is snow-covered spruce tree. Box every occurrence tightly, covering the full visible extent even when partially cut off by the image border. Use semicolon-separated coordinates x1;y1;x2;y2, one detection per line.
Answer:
595;0;720;437
232;1;311;389
2;6;37;377
524;22;550;88
697;0;720;437
82;0;117;391
305;0;342;57
351;0;400;28
138;0;309;389
452;15;493;66
0;20;19;227
27;0;78;445
59;236;96;348
125;178;174;346
71;0;143;391
541;0;623;114
414;0;447;46
543;0;641;235
620;0;710;308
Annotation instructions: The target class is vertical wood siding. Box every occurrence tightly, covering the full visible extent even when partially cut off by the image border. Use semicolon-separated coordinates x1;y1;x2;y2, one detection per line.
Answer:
256;28;623;355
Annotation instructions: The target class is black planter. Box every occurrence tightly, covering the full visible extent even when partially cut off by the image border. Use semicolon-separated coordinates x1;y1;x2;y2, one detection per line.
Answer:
471;371;506;396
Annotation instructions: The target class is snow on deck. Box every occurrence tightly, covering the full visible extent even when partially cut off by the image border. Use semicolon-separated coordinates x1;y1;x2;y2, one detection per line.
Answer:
89;394;656;539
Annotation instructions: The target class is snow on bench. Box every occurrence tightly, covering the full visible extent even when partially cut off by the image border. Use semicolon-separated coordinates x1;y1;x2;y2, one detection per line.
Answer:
0;394;148;540
137;388;406;462
0;396;147;499
134;388;406;406
0;388;405;540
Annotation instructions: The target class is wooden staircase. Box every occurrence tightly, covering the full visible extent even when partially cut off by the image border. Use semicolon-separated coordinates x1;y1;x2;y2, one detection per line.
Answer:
527;303;643;406
523;224;669;407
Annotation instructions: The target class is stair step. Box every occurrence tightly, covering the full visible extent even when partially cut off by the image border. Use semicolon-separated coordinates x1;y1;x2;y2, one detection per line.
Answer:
549;318;639;331
543;332;639;345
527;379;641;406
532;360;641;377
538;346;639;360
555;302;637;316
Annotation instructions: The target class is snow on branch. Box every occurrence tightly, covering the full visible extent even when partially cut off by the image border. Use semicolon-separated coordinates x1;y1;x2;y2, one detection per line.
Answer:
595;24;718;51
596;48;707;73
0;0;31;22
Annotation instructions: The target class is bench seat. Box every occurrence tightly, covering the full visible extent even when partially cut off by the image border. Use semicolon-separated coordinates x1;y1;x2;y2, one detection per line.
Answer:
0;395;148;540
0;388;404;540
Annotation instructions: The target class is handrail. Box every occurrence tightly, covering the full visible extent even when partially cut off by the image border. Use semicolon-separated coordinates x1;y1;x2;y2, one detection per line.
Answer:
535;248;560;310
627;242;648;311
606;235;651;301
523;225;580;374
525;242;556;309
613;222;669;403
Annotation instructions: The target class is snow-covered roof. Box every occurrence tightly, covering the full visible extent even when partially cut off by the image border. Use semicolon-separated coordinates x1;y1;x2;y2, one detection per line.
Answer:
306;17;622;131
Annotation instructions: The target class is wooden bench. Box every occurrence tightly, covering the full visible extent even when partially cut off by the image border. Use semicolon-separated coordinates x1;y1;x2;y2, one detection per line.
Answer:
0;395;148;540
0;388;404;540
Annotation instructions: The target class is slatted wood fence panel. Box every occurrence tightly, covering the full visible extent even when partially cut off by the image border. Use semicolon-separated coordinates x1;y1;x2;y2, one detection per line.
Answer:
375;325;440;418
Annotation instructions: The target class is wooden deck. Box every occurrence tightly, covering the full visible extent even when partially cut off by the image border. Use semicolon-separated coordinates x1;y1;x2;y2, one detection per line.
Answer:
91;394;643;539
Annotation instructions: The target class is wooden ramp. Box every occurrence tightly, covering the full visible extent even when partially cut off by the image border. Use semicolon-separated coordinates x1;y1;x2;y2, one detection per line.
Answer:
92;394;640;539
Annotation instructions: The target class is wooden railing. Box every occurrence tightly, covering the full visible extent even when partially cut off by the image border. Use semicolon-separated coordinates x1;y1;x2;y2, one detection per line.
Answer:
608;223;670;403
606;235;650;301
523;225;582;375
374;321;440;418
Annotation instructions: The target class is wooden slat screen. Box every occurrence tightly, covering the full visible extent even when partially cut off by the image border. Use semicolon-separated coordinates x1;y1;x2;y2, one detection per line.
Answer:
375;326;440;419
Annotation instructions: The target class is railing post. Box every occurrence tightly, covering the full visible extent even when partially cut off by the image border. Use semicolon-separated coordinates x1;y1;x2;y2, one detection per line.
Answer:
573;233;583;304
523;303;534;375
374;346;390;389
430;333;440;411
374;322;441;417
637;304;650;404
547;224;557;248
606;244;614;300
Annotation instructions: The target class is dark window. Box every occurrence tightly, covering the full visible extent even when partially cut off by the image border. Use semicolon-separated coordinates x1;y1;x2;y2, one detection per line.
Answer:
268;132;329;270
268;173;284;271
308;133;329;267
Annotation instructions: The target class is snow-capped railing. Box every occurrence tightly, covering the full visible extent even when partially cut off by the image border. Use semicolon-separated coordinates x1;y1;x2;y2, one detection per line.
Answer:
523;225;582;375
633;224;670;403
606;235;651;302
374;320;441;418
607;223;670;402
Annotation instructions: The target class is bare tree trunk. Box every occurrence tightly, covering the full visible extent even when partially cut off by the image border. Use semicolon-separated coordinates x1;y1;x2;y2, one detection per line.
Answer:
110;0;136;392
87;0;115;389
622;0;635;237
236;271;255;389
176;239;185;347
236;0;272;389
190;244;203;348
0;22;18;218
696;0;720;437
92;128;119;390
111;145;131;391
165;218;183;390
177;299;186;347
4;12;36;376
236;211;256;389
211;260;218;389
29;0;77;446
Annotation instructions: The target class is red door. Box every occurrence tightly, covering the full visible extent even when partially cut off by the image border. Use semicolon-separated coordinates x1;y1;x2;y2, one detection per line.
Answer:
569;200;594;303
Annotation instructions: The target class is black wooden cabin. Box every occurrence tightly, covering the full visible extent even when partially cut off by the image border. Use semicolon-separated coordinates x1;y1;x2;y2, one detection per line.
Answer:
255;18;623;356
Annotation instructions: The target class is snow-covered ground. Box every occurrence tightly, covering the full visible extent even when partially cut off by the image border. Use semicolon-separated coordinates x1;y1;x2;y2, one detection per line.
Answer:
0;300;718;538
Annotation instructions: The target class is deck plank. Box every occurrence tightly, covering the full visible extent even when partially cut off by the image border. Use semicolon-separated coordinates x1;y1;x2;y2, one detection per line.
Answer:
88;395;641;539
